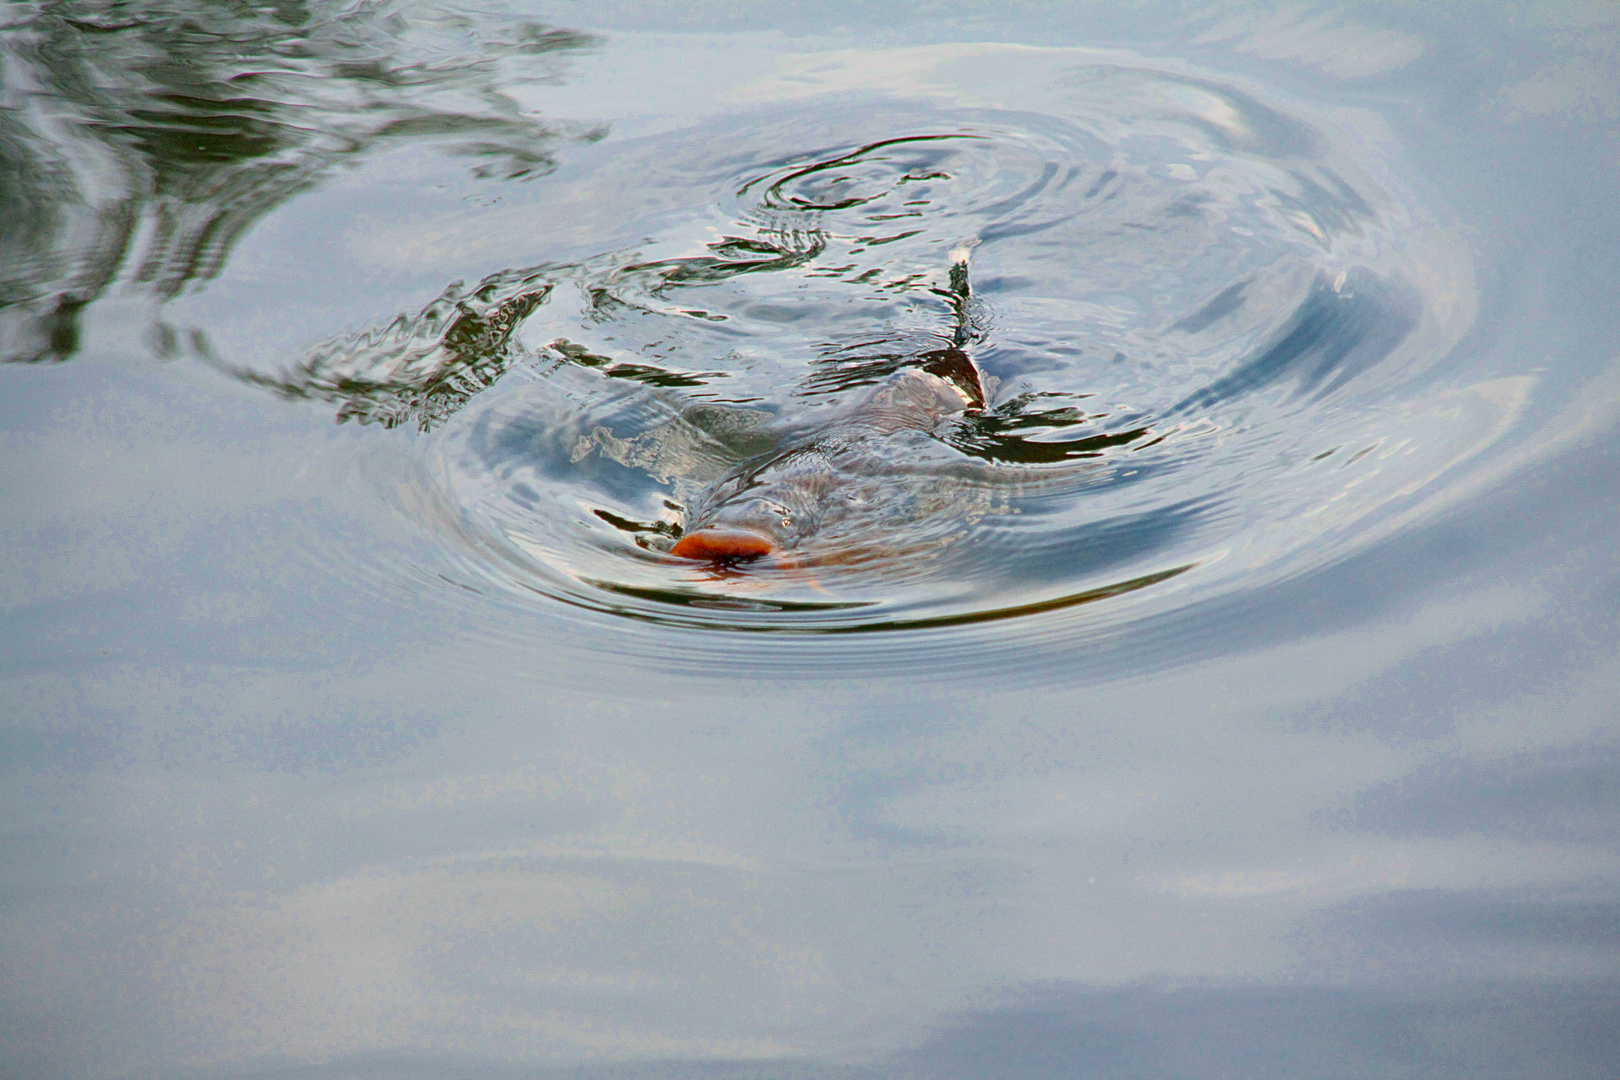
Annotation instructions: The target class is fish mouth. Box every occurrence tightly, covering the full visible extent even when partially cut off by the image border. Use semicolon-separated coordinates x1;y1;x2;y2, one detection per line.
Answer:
669;527;779;563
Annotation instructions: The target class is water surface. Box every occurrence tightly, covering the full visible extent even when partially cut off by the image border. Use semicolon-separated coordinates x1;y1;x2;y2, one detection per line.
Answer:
3;2;1619;1077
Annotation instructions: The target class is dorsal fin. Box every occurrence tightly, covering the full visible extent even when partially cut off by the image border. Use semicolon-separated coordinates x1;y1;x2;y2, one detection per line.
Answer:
919;245;986;407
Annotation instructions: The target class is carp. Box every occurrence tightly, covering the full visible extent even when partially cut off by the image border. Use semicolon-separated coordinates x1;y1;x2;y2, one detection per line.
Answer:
672;249;988;565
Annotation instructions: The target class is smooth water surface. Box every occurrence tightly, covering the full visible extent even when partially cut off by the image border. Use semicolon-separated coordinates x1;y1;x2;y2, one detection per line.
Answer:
3;2;1619;1077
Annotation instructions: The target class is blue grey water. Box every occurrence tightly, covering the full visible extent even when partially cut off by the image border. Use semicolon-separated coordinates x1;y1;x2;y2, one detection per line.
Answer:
2;1;1618;1076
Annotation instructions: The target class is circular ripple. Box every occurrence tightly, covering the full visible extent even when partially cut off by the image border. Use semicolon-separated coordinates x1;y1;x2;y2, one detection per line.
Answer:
402;55;1486;637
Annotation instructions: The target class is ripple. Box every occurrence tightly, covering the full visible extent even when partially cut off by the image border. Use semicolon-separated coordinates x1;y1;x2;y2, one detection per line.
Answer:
289;48;1491;647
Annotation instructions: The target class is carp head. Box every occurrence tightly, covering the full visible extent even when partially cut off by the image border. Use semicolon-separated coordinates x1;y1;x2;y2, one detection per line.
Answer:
670;363;983;566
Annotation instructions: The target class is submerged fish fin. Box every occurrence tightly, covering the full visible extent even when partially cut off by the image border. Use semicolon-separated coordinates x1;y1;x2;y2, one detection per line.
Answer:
772;552;832;594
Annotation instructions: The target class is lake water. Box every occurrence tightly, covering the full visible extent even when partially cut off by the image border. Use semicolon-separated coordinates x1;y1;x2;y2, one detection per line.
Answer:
3;2;1619;1076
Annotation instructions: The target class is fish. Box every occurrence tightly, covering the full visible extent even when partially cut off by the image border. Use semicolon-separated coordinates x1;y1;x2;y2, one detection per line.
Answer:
671;248;988;565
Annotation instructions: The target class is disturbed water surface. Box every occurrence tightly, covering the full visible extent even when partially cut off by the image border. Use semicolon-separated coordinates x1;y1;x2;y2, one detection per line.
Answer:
3;2;1620;1077
179;43;1490;636
413;68;1484;634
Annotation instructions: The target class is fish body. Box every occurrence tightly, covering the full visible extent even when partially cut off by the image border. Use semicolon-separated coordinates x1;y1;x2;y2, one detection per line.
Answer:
670;352;984;562
671;248;987;565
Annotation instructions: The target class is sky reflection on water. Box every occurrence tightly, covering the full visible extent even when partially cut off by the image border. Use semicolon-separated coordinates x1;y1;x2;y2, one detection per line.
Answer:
2;2;1619;1078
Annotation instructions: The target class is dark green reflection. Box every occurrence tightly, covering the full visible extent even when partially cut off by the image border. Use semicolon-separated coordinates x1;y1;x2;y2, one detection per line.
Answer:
0;0;600;363
618;228;828;289
226;263;559;430
949;393;1153;464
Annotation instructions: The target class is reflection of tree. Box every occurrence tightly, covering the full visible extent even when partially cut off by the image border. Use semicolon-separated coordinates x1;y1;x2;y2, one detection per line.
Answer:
0;0;600;363
237;252;747;433
245;225;831;432
232;262;560;430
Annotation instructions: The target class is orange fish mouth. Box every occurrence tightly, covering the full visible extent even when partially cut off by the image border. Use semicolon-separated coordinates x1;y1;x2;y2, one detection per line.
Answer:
669;527;779;563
